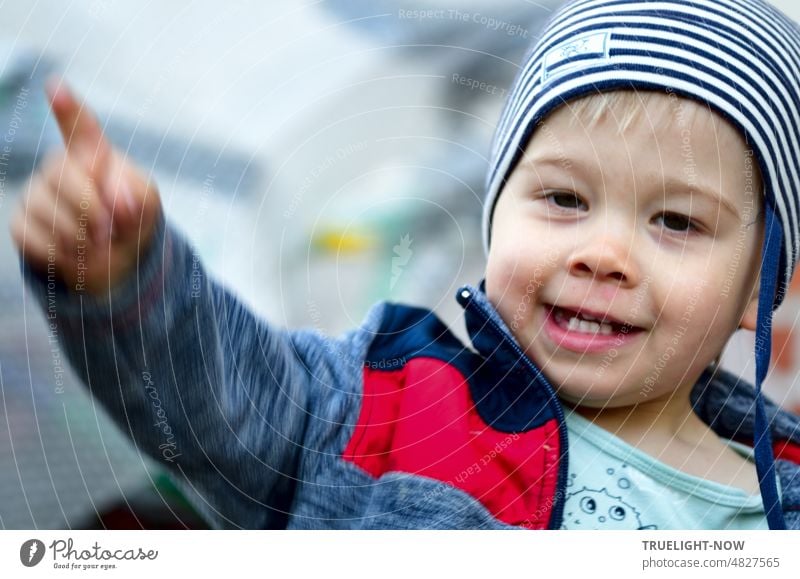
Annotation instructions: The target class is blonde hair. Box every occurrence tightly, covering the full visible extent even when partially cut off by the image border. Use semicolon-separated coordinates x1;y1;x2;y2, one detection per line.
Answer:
562;89;710;135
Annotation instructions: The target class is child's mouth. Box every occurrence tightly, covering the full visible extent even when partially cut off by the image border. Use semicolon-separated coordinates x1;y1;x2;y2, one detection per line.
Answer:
551;305;637;335
544;305;644;353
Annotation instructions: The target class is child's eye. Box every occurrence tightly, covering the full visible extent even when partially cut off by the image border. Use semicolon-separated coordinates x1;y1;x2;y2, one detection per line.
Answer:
542;191;586;210
655;212;701;234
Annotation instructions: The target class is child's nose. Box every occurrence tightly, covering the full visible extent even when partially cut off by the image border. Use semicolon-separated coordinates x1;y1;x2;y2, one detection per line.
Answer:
566;234;639;287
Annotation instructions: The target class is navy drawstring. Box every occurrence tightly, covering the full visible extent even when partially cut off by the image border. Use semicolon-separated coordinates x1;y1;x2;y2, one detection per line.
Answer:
753;207;786;530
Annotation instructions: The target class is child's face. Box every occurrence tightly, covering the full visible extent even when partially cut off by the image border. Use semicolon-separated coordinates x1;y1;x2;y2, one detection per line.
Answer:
486;92;764;409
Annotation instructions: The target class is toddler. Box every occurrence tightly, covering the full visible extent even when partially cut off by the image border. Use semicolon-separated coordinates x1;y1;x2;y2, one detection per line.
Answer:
12;0;800;529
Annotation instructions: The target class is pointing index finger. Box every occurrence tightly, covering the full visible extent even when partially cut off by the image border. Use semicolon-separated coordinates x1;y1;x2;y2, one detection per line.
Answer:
45;77;111;183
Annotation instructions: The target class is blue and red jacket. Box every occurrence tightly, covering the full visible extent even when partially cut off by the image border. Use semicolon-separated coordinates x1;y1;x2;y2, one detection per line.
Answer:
27;216;800;529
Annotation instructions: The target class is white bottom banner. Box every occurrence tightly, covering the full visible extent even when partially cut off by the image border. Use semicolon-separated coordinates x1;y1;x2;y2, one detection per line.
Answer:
1;530;798;578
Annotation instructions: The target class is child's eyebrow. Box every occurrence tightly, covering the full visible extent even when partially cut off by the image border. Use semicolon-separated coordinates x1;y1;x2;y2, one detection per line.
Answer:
520;155;586;183
659;177;742;221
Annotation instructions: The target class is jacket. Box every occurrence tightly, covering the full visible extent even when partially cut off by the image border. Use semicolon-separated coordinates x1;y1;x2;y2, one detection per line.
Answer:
26;215;800;529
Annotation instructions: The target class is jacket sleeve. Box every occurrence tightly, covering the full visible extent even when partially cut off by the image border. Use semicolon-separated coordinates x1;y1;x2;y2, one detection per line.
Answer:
22;213;319;528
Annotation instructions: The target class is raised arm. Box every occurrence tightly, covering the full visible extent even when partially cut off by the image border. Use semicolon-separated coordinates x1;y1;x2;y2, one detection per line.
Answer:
11;81;319;528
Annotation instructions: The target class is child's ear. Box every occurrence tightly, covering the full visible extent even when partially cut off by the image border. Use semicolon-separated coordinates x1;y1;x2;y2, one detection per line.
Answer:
738;275;760;332
739;296;759;331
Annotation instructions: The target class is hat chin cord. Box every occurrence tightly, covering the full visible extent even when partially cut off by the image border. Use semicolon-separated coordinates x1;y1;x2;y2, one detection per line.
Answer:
753;206;785;530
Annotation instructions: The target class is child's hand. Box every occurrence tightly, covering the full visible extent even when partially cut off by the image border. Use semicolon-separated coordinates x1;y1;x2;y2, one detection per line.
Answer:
10;79;162;295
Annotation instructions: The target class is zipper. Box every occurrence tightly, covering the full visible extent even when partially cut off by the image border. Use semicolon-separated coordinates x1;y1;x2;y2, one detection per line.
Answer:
457;286;569;530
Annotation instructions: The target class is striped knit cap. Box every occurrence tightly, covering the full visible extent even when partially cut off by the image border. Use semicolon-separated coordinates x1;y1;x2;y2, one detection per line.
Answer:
483;0;800;530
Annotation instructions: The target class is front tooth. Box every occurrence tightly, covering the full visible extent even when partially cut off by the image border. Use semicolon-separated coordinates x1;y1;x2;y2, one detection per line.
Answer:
578;320;601;333
566;315;614;335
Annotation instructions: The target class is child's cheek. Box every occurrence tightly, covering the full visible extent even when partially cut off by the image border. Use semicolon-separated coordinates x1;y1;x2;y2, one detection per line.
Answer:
486;252;534;327
485;252;515;310
487;254;552;339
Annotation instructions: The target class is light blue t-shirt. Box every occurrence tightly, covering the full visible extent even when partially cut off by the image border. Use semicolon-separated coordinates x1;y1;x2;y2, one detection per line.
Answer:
562;411;772;530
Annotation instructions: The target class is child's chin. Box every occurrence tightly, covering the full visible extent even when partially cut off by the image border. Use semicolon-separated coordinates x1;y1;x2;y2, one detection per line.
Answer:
556;387;636;410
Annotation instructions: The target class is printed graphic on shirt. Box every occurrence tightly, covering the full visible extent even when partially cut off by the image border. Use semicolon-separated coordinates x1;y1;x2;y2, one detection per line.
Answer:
561;465;657;530
561;486;658;529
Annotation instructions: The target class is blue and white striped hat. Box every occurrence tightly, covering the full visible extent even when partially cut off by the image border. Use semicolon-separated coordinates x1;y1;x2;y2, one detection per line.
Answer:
483;0;800;530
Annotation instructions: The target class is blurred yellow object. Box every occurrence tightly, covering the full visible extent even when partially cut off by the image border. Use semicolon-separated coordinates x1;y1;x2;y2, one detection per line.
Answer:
312;229;377;254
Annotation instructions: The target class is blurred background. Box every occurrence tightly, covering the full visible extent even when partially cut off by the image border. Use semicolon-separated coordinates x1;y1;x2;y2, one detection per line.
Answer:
0;0;798;529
